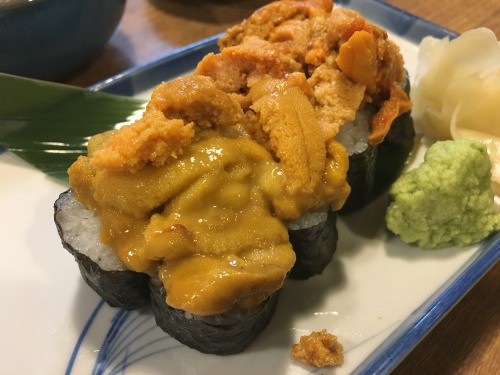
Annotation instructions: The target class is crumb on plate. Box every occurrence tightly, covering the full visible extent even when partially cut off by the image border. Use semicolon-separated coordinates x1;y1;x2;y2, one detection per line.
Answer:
291;329;344;368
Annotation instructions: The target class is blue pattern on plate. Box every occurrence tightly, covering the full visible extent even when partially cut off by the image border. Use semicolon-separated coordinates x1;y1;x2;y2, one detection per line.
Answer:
66;300;106;375
66;301;182;375
92;309;178;375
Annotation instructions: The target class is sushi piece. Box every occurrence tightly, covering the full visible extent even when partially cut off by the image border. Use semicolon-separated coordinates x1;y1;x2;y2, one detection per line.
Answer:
338;74;415;213
287;209;338;279
149;279;281;355
54;189;150;310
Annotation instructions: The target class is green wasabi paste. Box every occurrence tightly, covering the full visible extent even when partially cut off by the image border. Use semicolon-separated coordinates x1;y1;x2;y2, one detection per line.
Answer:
386;139;500;249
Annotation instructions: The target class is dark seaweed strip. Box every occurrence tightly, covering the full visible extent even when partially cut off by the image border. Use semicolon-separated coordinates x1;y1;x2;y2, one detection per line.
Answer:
73;254;150;310
149;280;280;355
371;72;415;197
372;111;415;197
341;145;378;213
288;209;338;279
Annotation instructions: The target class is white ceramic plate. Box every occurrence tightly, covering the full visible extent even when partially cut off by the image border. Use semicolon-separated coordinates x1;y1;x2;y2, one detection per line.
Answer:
1;1;498;374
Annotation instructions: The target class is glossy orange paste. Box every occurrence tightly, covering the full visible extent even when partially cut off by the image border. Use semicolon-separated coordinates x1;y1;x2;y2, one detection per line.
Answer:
69;87;350;315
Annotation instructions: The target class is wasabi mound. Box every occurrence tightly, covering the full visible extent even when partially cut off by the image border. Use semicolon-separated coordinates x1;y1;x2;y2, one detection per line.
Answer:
386;140;500;249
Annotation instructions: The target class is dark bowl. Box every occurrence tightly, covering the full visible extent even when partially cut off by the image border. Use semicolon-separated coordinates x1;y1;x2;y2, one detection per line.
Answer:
0;0;126;80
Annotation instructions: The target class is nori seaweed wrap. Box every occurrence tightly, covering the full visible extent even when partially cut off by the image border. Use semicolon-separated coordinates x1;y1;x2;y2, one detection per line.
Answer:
372;74;416;196
54;190;150;310
341;144;378;212
149;279;281;355
339;73;416;213
288;209;338;279
372;110;415;197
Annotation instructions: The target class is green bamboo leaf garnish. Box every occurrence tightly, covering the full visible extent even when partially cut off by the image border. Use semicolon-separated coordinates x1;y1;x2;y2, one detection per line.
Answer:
0;73;147;181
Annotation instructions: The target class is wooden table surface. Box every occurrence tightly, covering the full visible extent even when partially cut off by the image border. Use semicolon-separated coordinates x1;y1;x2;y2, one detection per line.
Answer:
62;0;500;374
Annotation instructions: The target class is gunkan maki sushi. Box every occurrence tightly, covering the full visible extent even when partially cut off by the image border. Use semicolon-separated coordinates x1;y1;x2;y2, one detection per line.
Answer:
54;0;413;355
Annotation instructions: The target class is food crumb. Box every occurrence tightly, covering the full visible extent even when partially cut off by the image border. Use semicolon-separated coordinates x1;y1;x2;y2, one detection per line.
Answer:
291;329;344;368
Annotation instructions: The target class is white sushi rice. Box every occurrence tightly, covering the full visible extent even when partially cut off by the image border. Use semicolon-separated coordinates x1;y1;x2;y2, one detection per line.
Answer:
287;207;329;230
336;108;372;156
56;191;328;269
56;191;127;271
